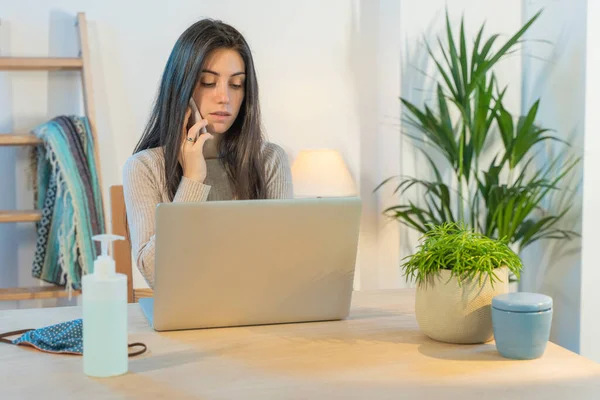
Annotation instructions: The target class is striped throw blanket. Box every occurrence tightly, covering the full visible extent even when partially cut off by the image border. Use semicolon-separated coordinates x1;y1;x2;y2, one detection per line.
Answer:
31;116;104;290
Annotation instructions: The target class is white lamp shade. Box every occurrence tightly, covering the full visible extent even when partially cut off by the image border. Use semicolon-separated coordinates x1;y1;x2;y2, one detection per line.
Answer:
291;149;357;197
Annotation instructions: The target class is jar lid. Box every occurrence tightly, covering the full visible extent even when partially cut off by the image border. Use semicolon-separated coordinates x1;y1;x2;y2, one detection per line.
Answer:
492;292;553;313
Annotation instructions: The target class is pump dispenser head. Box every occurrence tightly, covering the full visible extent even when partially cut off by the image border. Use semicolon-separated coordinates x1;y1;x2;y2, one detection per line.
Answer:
92;234;124;278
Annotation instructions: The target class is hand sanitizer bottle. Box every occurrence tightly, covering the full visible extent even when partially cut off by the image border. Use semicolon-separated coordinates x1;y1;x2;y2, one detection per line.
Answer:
83;234;127;377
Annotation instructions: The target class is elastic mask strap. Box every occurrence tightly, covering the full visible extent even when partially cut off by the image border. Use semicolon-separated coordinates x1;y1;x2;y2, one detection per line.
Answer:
128;342;147;357
0;329;33;344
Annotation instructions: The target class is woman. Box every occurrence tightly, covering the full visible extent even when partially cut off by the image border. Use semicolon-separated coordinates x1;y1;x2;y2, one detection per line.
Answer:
123;19;293;288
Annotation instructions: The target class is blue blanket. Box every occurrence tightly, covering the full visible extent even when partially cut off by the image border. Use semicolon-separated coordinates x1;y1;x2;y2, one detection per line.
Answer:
31;116;104;290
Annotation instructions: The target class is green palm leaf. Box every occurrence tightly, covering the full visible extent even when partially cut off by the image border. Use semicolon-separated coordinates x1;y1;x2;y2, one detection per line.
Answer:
376;8;580;265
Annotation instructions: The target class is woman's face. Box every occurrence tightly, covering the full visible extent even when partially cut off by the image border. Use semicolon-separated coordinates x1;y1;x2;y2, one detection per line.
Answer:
192;48;246;135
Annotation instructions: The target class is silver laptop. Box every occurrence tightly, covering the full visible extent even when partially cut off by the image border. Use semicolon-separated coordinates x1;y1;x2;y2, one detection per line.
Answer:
139;196;362;331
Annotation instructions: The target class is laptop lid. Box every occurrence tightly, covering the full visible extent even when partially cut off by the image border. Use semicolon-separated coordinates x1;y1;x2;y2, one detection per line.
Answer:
152;197;362;331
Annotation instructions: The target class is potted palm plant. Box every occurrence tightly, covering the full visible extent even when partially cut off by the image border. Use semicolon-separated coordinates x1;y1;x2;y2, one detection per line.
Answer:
405;222;522;344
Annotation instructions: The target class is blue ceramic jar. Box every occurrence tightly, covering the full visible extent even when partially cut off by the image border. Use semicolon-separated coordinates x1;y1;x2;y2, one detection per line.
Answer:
491;292;553;360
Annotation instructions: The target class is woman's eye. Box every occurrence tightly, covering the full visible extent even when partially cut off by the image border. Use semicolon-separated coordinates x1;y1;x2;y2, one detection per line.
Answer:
200;81;243;89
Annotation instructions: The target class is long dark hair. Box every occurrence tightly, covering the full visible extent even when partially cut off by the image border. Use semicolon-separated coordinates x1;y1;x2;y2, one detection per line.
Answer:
133;19;267;200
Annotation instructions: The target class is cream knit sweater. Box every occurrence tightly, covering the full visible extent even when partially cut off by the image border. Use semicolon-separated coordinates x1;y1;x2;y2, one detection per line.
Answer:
122;142;293;288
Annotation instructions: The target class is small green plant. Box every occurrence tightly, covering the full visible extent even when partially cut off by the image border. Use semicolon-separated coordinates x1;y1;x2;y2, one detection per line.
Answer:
403;222;522;287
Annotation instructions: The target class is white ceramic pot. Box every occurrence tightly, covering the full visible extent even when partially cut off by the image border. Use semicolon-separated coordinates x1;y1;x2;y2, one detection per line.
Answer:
415;267;509;344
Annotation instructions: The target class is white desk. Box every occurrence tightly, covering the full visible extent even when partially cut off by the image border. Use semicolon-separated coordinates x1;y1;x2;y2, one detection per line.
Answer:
1;289;599;399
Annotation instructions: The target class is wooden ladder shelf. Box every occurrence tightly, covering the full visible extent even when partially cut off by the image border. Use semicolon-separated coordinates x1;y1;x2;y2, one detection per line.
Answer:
0;12;104;301
0;57;83;70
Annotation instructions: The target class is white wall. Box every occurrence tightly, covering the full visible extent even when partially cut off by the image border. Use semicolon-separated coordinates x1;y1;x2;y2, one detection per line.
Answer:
0;0;395;303
581;0;600;363
353;0;403;290
520;0;587;356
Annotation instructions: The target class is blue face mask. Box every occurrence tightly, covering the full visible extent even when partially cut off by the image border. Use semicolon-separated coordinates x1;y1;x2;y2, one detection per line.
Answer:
0;319;146;356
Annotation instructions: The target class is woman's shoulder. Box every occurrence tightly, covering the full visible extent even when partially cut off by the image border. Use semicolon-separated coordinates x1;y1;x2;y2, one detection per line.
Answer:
261;141;292;185
123;147;165;180
261;142;289;167
260;141;293;197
